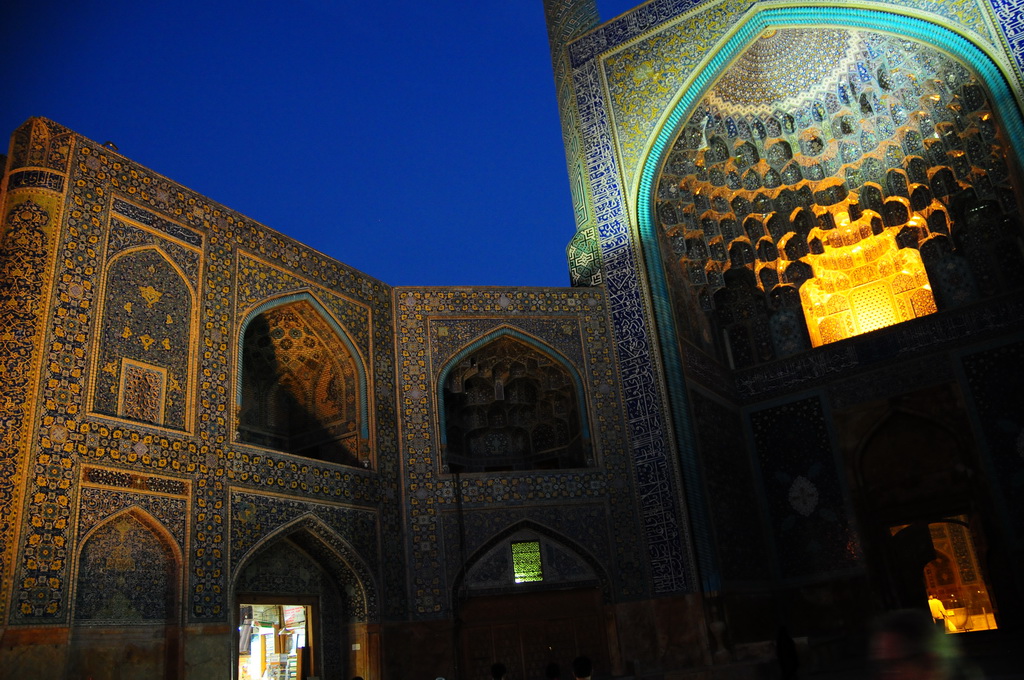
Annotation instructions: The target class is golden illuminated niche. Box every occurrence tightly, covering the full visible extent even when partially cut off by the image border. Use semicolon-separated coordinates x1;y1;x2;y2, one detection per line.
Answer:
797;198;936;346
891;520;998;633
238;300;366;466
653;27;1024;363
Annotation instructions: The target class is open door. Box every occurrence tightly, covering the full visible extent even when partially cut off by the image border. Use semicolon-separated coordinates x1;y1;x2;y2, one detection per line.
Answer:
238;600;316;680
913;519;997;633
854;405;1002;631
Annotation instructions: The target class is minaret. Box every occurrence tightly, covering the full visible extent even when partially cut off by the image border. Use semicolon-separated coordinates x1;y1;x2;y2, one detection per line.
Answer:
542;0;599;61
0;118;75;625
541;0;603;286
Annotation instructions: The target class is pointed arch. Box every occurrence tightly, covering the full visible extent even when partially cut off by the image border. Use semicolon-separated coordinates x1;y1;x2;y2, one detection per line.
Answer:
230;513;383;680
91;245;196;430
230;511;377;680
451;519;612;604
639;8;1024;355
236;292;370;465
73;506;182;624
631;7;1024;595
437;326;591;445
438;327;592;472
231;512;378;622
237;292;369;440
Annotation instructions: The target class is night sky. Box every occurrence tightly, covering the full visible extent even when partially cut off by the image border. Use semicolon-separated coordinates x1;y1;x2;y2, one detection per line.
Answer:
2;1;639;287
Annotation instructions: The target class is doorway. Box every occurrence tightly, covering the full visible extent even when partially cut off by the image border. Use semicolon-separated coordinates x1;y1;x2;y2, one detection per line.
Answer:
239;600;316;680
847;397;1004;631
458;588;608;680
891;518;998;633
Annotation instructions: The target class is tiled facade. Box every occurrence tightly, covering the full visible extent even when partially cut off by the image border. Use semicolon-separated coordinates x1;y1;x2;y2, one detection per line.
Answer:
1;0;1023;678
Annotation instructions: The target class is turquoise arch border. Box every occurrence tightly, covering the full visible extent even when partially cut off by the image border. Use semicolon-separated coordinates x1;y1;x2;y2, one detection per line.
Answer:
639;7;1024;323
436;327;592;448
632;6;1024;587
235;291;370;441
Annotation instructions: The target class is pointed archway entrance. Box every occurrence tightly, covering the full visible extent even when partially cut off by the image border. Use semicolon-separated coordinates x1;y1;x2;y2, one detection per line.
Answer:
452;524;613;680
232;516;377;680
853;403;1002;631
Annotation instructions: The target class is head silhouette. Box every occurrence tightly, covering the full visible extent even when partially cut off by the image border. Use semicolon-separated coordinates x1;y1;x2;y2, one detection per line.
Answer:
571;656;592;680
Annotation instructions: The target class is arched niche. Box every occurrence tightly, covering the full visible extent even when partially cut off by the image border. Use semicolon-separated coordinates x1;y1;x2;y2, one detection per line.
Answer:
232;515;378;680
438;329;592;473
92;246;195;430
73;507;181;623
850;406;1000;615
639;10;1024;370
236;293;370;468
451;521;611;680
454;522;606;597
69;508;182;679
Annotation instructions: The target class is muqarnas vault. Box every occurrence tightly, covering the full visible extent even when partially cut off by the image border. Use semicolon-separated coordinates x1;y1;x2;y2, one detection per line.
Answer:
2;0;1024;678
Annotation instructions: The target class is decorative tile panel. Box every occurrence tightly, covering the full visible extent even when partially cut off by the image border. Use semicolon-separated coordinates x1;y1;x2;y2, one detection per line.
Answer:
1;193;62;622
571;48;696;592
750;396;860;578
395;287;648;614
92;247;194;431
962;339;1024;545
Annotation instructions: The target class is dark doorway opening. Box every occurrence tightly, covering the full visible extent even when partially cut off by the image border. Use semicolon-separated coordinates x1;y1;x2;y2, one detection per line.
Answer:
458;588;608;680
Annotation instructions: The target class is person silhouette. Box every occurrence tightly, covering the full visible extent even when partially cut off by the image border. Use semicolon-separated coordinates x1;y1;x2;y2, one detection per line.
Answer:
571;656;591;680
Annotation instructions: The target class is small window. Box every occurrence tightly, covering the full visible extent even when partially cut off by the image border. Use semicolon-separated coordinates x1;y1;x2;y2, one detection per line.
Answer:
511;541;542;583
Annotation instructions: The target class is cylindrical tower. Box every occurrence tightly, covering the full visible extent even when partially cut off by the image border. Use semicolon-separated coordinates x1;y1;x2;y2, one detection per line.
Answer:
541;0;603;286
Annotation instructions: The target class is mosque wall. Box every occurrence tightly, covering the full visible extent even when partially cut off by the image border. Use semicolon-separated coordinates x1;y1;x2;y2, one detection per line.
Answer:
393;287;643;606
543;0;1024;656
387;286;665;679
2;0;1024;677
0;118;404;679
0;119;661;679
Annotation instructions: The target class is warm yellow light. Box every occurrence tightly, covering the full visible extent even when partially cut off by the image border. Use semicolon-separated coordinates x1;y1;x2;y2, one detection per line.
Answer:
800;199;936;347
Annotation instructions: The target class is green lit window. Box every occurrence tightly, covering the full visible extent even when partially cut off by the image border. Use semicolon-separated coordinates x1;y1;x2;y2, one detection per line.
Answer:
512;541;543;583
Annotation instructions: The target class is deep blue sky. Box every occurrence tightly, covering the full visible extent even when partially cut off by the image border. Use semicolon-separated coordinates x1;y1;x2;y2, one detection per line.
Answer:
2;1;638;287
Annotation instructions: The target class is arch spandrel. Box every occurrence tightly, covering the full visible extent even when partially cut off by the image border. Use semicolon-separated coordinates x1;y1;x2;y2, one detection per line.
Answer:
452;519;612;603
231;512;378;623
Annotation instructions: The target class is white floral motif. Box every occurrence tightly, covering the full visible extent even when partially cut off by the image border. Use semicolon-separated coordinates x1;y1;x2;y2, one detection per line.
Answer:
788;475;819;517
